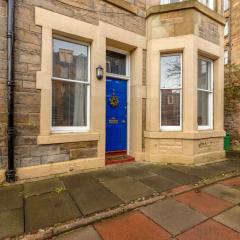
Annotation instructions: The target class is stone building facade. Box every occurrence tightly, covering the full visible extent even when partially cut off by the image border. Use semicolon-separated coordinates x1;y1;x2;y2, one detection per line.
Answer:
0;0;225;182
224;0;240;65
224;0;240;142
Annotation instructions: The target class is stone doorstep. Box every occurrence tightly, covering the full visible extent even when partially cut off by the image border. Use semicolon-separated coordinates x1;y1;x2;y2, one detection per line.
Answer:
19;172;240;240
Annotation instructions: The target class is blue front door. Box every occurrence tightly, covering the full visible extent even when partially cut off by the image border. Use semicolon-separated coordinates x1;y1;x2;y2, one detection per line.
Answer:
106;78;127;152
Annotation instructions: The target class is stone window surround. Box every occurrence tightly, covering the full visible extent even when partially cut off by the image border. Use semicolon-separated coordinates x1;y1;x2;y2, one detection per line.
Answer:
145;34;225;139
35;7;146;161
146;0;226;24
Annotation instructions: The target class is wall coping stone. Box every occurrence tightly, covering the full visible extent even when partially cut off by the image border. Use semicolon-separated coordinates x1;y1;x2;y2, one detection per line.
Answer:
146;0;225;26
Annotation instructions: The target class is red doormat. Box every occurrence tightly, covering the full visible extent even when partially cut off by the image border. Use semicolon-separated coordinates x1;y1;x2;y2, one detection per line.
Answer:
105;151;135;165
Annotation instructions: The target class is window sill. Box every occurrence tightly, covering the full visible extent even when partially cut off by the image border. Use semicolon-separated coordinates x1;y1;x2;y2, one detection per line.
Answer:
37;132;100;145
144;130;225;139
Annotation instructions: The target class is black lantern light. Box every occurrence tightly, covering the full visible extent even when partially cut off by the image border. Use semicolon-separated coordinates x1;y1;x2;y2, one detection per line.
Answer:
96;65;104;80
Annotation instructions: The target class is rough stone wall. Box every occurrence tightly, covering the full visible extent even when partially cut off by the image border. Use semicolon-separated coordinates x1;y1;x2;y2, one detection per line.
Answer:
224;0;240;144
224;65;240;143
0;0;146;169
147;9;222;45
0;0;7;169
230;0;240;65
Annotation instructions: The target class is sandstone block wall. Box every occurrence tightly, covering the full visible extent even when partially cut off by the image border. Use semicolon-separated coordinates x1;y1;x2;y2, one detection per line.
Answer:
0;0;146;169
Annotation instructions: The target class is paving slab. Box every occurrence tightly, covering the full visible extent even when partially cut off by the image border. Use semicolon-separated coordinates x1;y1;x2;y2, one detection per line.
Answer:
102;176;155;203
177;219;240;240
95;212;171;240
0;184;23;212
0;208;24;239
152;167;201;185
140;175;180;193
91;169;124;182
67;183;123;216
172;160;240;179
24;178;65;197
220;177;240;190
118;165;157;179
214;206;240;232
202;183;240;204
61;173;99;192
55;226;101;240
141;198;207;235
175;190;233;217
25;191;81;233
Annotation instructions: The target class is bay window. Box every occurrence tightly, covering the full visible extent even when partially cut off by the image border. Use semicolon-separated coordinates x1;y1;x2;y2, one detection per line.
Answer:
52;38;90;132
197;57;213;130
160;54;182;131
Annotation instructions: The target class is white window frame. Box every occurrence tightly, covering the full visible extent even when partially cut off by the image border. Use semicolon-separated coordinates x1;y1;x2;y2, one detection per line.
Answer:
160;53;183;131
160;0;182;5
224;20;229;37
51;36;91;133
224;0;229;11
224;50;229;65
197;56;213;131
198;0;214;10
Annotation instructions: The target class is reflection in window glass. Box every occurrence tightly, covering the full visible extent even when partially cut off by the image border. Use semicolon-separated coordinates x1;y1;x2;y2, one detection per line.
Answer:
160;0;181;4
160;54;182;130
161;89;181;126
197;57;213;128
52;38;89;129
53;39;88;82
52;81;87;126
106;50;127;76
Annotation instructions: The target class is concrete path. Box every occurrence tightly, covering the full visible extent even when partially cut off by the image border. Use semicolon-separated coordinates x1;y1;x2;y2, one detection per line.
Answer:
55;176;240;240
0;159;240;239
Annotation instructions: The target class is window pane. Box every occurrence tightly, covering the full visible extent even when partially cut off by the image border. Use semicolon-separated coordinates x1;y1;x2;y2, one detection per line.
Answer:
198;58;211;90
198;91;209;126
52;80;87;127
53;39;88;82
160;0;181;4
160;55;181;89
161;89;180;126
106;50;126;75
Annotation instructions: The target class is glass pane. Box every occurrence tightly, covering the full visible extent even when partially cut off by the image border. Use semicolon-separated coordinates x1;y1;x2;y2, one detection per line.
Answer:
160;0;181;4
52;80;87;127
53;39;88;82
161;89;181;126
198;91;209;126
160;55;181;89
198;58;212;90
106;50;126;75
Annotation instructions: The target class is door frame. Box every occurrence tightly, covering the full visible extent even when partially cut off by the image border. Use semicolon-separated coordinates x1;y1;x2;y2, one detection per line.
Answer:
106;46;130;154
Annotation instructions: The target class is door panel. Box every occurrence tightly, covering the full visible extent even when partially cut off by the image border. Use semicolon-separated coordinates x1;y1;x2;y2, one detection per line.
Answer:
106;78;127;152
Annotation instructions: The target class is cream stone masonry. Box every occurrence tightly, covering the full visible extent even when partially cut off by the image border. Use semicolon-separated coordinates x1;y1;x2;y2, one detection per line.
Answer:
145;34;225;164
35;7;146;170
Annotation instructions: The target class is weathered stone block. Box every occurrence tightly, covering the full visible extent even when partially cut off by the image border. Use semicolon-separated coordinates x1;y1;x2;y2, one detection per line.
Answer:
70;148;97;159
19;53;41;64
21;157;41;167
41;154;69;164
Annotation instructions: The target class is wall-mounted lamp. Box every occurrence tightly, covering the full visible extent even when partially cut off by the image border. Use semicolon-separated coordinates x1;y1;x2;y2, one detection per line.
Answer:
96;65;104;80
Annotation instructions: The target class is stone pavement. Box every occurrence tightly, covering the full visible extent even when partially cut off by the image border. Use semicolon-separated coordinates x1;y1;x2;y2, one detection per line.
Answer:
55;176;240;240
0;159;240;239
